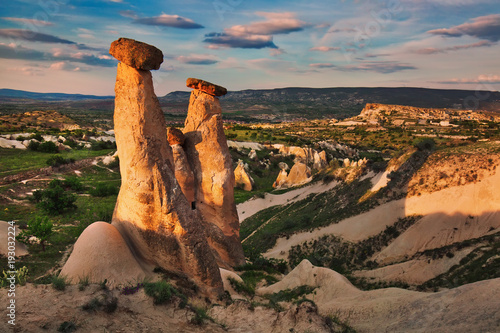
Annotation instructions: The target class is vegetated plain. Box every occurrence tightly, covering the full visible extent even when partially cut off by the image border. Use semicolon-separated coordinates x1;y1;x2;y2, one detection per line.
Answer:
0;88;499;332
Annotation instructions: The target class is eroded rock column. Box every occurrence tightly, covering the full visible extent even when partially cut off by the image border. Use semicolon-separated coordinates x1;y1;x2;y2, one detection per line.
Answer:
183;78;246;267
109;39;223;293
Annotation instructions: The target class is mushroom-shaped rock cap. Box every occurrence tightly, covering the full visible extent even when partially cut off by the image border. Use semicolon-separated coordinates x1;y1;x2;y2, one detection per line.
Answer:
186;78;227;97
110;38;163;70
167;127;185;145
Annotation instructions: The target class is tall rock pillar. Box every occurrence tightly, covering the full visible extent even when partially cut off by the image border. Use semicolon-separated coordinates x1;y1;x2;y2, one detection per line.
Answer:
109;38;223;294
183;78;245;267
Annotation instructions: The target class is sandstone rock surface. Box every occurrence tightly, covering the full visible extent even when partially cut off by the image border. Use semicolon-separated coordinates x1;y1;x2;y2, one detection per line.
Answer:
167;127;185;145
186;78;227;96
109;38;163;70
110;62;222;294
234;160;254;191
60;222;148;287
170;143;196;203
272;169;288;189
273;162;312;189
183;88;245;267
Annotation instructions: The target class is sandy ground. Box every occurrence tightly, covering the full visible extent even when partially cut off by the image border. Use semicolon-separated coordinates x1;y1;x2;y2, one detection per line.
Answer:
265;170;500;260
353;247;475;284
258;260;500;333
0;282;334;333
237;180;339;222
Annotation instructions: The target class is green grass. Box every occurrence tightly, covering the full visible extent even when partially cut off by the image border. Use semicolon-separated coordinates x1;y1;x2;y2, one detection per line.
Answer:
0;148;114;178
241;178;376;256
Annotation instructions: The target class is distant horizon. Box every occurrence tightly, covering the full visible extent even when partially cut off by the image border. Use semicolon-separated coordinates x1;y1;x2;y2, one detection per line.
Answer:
2;84;500;98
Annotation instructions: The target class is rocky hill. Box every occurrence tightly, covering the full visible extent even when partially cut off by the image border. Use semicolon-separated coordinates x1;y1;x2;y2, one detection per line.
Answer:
160;87;500;121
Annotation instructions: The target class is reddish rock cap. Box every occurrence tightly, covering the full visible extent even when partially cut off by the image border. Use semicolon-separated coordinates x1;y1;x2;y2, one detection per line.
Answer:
110;38;163;70
167;127;185;145
186;78;227;97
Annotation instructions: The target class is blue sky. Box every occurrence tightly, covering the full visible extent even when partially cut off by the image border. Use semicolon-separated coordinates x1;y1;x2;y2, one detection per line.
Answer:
0;0;499;96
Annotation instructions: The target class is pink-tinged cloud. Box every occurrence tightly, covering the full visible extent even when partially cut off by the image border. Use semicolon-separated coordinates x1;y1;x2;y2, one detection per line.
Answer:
428;14;500;42
341;61;417;73
133;14;204;29
176;54;218;65
228;12;309;35
310;46;341;52
414;41;493;54
309;63;336;68
49;61;89;72
2;17;53;26
0;29;75;44
437;75;500;84
204;12;308;49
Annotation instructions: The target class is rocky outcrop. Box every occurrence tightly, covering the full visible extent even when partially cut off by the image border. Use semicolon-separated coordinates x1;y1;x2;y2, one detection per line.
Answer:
167;127;196;203
273;162;312;189
313;150;327;170
272;169;288;188
234;160;254;191
109;37;163;70
62;39;224;295
286;162;312;187
183;79;245;267
186;78;228;97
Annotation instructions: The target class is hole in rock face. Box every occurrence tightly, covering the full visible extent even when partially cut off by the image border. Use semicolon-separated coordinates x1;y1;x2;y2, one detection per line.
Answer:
191;202;196;210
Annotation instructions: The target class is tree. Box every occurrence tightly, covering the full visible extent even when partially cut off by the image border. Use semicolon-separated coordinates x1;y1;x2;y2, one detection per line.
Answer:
16;216;53;251
35;181;77;214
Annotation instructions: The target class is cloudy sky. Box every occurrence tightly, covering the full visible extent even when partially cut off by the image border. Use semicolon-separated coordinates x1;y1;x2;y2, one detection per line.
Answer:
0;0;499;96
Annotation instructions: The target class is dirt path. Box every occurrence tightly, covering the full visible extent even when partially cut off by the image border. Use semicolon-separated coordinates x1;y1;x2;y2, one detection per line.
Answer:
0;155;108;186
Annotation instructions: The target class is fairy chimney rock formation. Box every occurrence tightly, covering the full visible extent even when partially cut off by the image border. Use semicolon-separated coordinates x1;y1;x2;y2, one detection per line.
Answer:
234;160;254;191
183;78;245;267
167;127;196;203
109;37;163;70
62;38;225;296
186;78;228;97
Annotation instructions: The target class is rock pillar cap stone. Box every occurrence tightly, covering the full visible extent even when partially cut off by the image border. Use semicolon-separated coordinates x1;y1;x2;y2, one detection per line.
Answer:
167;127;185;145
110;38;163;70
186;78;227;96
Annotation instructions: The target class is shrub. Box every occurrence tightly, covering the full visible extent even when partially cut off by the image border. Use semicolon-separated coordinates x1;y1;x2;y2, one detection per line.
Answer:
38;141;59;153
63;176;84;192
36;185;77;215
89;183;119;197
30;133;43;142
90;140;116;151
413;138;436;151
16;216;53;251
27;140;40;151
78;276;90;291
190;306;212;325
57;321;77;333
52;275;67;291
46;156;75;167
143;280;186;306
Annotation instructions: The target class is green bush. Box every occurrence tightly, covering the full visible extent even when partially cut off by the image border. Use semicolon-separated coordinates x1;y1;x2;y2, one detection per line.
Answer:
57;321;77;333
413;138;436;151
16;216;53;251
52;275;67;291
90;140;116;151
38;141;59;153
27;140;40;151
36;185;77;214
143;280;186;305
46;156;75;167
89;183;119;197
63;176;84;192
